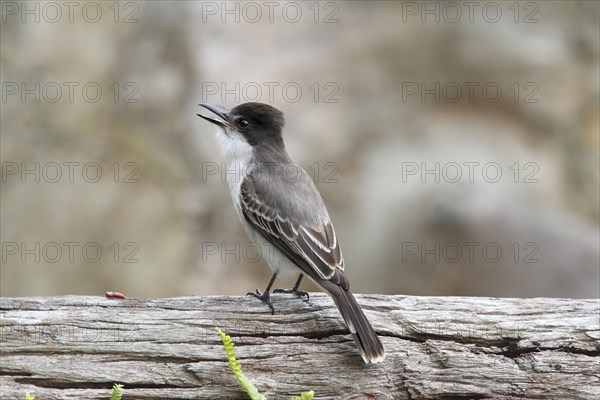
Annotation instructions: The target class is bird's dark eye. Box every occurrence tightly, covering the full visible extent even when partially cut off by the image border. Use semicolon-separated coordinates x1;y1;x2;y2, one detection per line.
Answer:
237;119;249;129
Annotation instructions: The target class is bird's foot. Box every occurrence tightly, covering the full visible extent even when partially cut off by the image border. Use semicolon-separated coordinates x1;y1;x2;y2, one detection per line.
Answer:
274;287;310;302
246;289;275;314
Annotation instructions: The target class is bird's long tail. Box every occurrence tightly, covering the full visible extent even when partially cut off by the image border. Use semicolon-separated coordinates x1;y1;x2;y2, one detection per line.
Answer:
328;287;385;364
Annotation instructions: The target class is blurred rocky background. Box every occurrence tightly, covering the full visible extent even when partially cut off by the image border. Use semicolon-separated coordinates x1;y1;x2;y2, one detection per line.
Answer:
1;1;598;298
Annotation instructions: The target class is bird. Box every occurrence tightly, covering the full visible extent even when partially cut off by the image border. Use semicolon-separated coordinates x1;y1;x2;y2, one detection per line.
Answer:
197;102;385;364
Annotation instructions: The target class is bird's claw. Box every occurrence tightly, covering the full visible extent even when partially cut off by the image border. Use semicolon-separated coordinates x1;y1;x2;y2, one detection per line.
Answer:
274;287;310;302
246;289;275;314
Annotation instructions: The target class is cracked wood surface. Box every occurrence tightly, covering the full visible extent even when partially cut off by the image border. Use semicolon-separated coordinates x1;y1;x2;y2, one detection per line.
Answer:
0;294;598;400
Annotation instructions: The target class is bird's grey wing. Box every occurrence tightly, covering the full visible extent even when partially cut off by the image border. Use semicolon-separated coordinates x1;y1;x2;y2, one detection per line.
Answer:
242;168;385;365
240;171;347;288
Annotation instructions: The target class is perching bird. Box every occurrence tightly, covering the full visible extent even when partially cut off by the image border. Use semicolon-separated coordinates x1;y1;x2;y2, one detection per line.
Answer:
197;102;384;364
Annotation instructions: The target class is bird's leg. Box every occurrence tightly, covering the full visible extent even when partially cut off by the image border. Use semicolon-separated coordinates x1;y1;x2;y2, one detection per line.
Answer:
274;274;309;301
247;272;278;314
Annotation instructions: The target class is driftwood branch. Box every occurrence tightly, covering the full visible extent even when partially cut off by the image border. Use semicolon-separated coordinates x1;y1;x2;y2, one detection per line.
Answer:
0;294;598;399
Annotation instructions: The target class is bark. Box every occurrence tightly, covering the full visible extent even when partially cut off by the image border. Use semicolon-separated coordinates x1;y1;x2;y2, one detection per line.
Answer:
1;294;598;399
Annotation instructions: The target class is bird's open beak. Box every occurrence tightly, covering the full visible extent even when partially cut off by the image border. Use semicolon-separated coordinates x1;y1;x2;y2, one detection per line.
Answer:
197;103;232;129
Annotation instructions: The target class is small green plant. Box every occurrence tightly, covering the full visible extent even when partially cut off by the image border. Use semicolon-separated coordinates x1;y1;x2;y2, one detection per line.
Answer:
25;393;35;400
110;383;124;400
291;391;315;400
216;327;314;400
216;326;267;400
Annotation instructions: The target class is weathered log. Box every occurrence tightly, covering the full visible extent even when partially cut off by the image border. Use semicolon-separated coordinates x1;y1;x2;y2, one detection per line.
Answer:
0;295;598;399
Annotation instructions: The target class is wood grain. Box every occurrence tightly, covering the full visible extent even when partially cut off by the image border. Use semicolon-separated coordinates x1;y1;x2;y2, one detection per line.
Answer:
1;294;598;399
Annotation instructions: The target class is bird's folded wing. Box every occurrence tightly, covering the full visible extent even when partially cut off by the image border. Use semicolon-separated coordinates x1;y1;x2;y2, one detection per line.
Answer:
240;179;346;286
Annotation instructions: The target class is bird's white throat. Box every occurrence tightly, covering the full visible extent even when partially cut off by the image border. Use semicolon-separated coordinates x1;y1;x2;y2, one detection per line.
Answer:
215;130;254;209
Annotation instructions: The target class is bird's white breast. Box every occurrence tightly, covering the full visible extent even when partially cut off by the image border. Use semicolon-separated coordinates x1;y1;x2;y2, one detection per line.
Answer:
214;129;298;276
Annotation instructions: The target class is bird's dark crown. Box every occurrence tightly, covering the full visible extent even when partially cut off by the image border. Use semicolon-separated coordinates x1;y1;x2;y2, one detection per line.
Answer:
229;102;286;147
